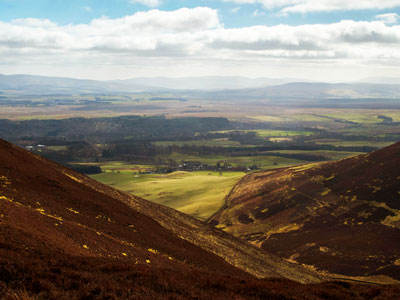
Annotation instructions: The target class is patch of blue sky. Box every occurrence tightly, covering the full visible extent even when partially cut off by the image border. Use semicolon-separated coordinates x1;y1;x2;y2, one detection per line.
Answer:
0;0;399;27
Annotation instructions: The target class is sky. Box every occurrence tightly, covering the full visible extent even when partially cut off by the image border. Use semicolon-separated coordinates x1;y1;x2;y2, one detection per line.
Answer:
0;0;400;81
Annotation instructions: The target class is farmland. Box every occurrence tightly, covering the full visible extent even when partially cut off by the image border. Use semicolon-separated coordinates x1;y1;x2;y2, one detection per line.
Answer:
156;153;307;169
91;170;244;220
210;129;314;138
152;139;242;147
2;92;400;222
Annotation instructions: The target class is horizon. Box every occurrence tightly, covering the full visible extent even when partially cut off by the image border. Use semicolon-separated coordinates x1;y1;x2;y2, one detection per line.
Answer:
0;1;400;81
1;73;400;86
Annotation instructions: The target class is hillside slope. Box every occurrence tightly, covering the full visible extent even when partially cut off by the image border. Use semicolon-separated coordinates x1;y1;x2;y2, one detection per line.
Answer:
210;142;400;282
1;139;400;298
0;138;334;299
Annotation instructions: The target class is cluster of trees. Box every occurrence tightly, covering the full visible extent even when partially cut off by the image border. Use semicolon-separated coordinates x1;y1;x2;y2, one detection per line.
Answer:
0;116;232;142
5;115;387;175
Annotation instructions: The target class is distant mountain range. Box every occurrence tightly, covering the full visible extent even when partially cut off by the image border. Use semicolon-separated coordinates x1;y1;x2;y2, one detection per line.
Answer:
0;74;302;94
1;74;400;101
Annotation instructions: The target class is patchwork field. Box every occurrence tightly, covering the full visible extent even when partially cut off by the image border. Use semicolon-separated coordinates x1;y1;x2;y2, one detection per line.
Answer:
91;170;245;220
157;153;307;169
248;110;400;125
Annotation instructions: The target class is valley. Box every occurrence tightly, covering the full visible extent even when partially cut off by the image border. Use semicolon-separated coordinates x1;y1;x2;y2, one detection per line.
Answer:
1;75;400;298
2;0;400;297
90;170;244;220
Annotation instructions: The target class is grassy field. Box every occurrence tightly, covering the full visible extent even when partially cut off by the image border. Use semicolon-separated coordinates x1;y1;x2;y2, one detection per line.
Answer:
249;110;400;125
74;161;153;172
46;146;68;151
382;111;400;122
249;114;329;123
91;170;244;220
264;149;362;160
210;129;314;137
318;113;383;124
152;139;242;147
157;153;306;168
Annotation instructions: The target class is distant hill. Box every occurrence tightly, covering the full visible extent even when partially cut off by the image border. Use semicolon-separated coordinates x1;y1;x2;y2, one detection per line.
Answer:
0;74;158;94
1;74;400;103
113;76;298;90
190;82;400;106
210;142;400;282
0;74;304;94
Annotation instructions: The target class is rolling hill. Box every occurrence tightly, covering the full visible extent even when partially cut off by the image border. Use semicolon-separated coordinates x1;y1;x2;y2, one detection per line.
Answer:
210;142;400;282
0;138;366;299
2;74;400;102
2;140;400;299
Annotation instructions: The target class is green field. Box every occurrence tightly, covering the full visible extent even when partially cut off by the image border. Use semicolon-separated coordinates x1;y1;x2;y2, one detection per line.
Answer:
210;129;313;137
152;139;242;147
249;111;400;125
46;146;68;151
318;113;383;124
74;161;153;172
91;170;244;220
250;114;329;123
157;153;306;168
264;149;362;160
381;111;400;122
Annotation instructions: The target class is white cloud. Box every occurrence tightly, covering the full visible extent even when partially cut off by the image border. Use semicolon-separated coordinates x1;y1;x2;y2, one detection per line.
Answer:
1;8;400;80
11;18;57;28
230;7;241;13
375;13;399;24
130;0;162;7
222;0;400;14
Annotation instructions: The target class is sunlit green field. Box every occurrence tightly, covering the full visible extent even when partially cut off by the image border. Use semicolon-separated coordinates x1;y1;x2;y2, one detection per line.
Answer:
249;111;400;125
319;113;383;124
249;114;329;122
91;170;244;220
157;153;306;168
46;146;68;151
76;161;153;172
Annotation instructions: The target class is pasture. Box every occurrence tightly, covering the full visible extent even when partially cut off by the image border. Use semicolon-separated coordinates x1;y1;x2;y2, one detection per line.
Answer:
157;153;307;169
91;170;245;220
209;129;314;138
152;139;241;147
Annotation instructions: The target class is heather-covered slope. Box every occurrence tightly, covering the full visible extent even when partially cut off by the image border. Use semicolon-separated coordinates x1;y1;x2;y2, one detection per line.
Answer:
2;138;400;299
0;139;327;299
210;142;400;281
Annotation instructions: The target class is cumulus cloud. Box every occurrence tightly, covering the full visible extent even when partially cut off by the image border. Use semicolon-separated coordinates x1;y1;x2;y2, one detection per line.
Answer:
1;7;400;80
11;18;57;28
375;13;399;24
85;7;220;33
130;0;162;7
222;0;400;14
